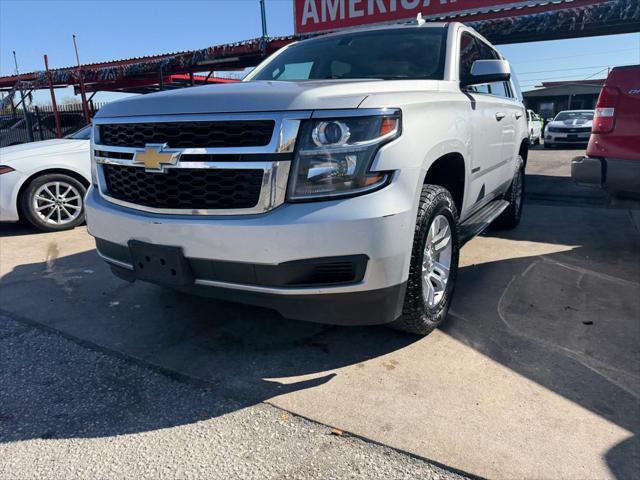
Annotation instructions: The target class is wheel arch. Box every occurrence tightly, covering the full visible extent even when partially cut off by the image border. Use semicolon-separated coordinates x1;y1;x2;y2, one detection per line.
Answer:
16;168;90;220
423;152;466;215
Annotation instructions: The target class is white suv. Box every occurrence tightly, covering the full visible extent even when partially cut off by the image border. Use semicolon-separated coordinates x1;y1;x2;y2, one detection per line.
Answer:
86;22;528;335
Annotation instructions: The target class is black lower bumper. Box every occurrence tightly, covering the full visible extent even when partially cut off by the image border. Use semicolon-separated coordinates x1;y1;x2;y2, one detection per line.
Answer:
110;263;406;326
98;238;406;326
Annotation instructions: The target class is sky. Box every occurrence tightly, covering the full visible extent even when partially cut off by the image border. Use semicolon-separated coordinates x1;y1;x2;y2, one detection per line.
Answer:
1;0;639;104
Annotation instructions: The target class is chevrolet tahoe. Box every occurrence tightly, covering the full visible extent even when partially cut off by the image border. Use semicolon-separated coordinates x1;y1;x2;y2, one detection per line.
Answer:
86;22;529;335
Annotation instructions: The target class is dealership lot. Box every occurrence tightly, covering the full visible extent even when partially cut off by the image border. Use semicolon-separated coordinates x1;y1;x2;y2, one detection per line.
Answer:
1;147;638;479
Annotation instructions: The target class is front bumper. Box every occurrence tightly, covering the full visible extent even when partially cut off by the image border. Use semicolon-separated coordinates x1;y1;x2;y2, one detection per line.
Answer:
85;178;416;325
0;169;26;222
545;131;590;145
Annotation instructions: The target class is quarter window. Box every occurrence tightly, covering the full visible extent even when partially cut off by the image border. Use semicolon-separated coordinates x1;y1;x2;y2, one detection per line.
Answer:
490;81;509;98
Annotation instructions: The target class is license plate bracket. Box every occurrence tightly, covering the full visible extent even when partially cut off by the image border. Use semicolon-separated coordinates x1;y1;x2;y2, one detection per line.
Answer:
129;240;193;286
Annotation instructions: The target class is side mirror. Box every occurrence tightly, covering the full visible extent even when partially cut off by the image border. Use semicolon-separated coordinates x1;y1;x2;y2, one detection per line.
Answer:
461;59;511;88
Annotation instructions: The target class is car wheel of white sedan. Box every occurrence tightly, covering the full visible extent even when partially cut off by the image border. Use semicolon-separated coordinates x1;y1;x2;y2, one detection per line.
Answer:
20;173;87;232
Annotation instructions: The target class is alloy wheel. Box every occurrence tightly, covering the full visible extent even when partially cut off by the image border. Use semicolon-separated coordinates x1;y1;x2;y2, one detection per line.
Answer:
422;214;453;308
32;181;83;226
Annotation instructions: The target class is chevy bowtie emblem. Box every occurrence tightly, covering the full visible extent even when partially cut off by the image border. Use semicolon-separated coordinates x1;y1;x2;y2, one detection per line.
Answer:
133;144;181;172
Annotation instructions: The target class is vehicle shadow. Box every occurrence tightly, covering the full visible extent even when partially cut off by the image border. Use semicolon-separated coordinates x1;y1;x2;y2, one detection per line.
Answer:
0;247;419;442
1;203;638;477
525;173;608;206
0;222;52;238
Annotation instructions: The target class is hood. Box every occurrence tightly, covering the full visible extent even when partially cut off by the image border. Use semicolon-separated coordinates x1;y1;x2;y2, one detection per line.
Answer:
549;118;593;128
0;138;88;163
96;79;440;118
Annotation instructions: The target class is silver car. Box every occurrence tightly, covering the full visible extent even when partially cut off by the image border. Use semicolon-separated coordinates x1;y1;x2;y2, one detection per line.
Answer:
544;110;594;149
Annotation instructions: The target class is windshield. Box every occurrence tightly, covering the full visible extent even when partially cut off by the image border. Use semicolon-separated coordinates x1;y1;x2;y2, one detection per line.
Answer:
250;27;446;81
554;111;594;121
65;125;91;140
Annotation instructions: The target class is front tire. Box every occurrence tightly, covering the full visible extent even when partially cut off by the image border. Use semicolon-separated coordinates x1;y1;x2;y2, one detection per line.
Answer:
20;173;87;232
390;185;460;336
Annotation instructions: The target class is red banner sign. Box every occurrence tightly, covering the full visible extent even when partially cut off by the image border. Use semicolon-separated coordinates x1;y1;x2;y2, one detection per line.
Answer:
294;0;592;34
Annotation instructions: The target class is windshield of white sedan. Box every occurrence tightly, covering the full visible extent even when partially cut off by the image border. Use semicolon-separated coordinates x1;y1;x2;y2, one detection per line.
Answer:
555;111;594;121
251;28;446;81
65;125;91;140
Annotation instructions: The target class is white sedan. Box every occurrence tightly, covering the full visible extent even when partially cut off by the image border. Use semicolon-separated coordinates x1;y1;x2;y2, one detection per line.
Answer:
0;126;91;231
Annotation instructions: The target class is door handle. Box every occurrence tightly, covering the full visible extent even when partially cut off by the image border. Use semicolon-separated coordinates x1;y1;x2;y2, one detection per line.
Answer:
495;112;506;121
515;111;523;119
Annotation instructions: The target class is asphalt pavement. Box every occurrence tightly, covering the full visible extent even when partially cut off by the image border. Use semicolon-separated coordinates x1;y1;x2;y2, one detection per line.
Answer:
0;315;464;480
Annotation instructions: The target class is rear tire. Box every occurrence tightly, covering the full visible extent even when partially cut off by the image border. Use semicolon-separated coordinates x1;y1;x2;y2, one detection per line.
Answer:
544;142;554;149
493;156;524;230
389;185;460;336
20;173;86;232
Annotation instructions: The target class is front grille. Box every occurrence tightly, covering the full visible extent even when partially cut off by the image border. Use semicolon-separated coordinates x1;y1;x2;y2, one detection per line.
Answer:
103;164;263;210
561;137;590;143
99;121;275;148
548;126;591;133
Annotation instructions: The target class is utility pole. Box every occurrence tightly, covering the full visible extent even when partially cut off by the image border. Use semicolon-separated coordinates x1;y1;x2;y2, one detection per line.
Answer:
259;0;268;54
12;51;34;142
44;55;63;139
72;34;91;124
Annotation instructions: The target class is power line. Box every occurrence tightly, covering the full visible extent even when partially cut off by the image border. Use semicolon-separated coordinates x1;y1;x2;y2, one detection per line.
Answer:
519;71;609;84
583;67;609;80
511;47;638;64
518;64;614;76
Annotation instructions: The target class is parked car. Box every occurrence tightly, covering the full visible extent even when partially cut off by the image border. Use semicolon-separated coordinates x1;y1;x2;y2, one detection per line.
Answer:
572;65;640;198
544;110;594;148
527;109;542;144
85;22;528;335
0;125;91;231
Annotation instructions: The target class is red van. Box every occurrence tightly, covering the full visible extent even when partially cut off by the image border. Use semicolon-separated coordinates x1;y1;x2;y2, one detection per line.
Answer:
572;65;640;198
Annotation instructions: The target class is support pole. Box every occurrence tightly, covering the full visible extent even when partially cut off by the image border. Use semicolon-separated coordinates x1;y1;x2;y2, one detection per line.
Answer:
203;70;214;84
44;55;63;139
10;93;16;116
12;51;34;142
72;35;91;124
259;0;268;55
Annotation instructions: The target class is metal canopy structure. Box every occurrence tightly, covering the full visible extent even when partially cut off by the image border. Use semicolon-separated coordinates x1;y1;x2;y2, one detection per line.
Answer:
0;36;294;94
0;35;294;139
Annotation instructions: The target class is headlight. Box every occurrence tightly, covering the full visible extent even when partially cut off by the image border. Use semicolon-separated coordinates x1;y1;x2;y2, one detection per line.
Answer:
288;113;401;201
90;127;98;187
